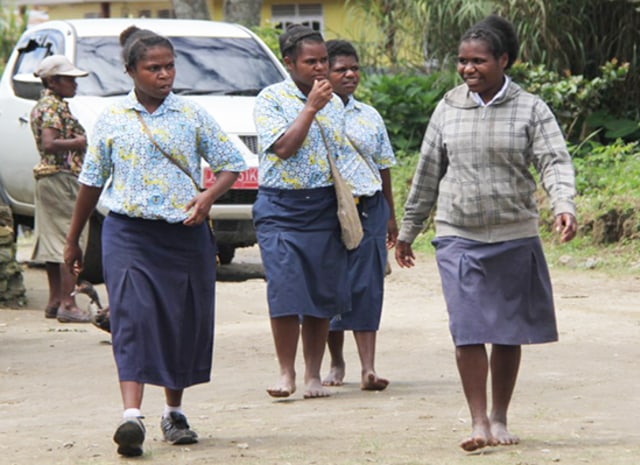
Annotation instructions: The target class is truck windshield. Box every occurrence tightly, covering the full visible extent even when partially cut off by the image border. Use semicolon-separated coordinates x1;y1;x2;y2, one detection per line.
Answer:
75;36;284;97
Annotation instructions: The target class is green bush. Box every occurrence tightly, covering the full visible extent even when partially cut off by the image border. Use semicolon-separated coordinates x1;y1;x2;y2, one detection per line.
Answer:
570;139;640;197
509;60;630;143
357;70;458;153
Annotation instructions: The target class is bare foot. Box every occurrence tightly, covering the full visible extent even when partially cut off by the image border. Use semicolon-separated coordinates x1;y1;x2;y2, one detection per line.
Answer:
266;375;296;398
360;371;389;391
490;421;519;446
303;378;331;399
322;364;345;386
460;422;495;452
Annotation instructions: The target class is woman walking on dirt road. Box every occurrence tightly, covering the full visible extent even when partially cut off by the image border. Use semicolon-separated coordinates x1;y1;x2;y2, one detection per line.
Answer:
64;25;245;457
396;15;577;452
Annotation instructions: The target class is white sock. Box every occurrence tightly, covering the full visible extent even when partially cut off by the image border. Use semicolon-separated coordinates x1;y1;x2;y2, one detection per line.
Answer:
123;408;142;419
163;405;183;419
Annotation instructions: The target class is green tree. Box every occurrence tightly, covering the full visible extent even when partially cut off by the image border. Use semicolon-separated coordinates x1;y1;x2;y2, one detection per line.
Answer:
494;0;640;115
346;0;640;115
0;7;27;74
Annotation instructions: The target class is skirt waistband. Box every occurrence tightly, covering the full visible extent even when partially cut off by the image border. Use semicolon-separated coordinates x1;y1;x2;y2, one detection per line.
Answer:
108;211;176;225
258;185;334;199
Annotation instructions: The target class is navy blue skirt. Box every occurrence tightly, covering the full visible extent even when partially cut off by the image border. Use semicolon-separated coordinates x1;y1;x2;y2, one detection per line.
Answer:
102;213;216;390
253;186;350;319
433;236;558;346
330;191;389;331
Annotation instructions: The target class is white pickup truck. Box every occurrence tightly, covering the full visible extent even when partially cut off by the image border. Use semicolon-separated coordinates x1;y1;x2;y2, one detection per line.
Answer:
0;18;286;281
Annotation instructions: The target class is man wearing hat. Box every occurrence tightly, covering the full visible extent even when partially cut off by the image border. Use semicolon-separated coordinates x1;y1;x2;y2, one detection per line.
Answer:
30;54;91;323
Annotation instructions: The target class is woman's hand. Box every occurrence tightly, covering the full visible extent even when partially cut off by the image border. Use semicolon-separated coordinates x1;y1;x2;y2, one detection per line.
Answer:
554;212;578;243
386;217;398;249
306;79;333;112
183;190;215;226
64;241;84;276
395;240;415;268
183;171;238;226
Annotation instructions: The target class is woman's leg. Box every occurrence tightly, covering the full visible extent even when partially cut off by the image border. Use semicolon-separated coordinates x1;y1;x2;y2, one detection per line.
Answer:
120;381;144;410
489;344;521;445
323;330;346;386
456;344;495;451
354;330;389;391
267;315;299;397
59;263;81;310
113;381;145;456
164;388;183;408
301;315;331;398
161;387;197;444
44;262;63;309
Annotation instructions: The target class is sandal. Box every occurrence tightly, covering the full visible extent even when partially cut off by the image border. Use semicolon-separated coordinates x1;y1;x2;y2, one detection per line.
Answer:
56;306;90;323
44;305;58;319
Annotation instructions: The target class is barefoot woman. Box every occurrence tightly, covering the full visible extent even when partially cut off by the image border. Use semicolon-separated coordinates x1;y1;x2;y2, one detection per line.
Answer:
396;15;577;451
322;40;397;391
253;24;350;399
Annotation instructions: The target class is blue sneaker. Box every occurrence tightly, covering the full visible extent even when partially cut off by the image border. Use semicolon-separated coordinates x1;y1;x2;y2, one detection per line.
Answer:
160;412;198;445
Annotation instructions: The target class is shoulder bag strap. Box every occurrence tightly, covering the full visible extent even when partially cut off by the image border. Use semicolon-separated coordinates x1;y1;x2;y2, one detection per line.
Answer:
135;111;201;191
345;134;380;176
314;117;342;178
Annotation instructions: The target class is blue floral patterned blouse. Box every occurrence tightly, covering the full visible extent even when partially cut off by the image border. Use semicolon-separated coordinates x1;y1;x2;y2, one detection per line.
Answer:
338;95;396;197
79;91;247;223
254;77;346;189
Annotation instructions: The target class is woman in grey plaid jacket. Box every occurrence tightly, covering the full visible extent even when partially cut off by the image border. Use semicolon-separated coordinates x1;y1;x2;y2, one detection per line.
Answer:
396;15;577;452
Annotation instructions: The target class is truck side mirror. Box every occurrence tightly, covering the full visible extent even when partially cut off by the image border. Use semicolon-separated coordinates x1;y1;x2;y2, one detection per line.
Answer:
13;73;44;101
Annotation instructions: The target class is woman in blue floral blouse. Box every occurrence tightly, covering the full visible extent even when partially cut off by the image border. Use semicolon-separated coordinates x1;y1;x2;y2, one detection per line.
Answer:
64;26;246;457
253;24;350;400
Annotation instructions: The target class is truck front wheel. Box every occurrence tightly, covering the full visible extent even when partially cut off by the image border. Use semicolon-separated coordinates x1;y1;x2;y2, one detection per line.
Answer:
217;243;235;265
78;212;104;284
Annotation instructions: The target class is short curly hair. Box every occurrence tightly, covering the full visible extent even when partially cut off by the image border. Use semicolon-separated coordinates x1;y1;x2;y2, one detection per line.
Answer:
326;39;359;67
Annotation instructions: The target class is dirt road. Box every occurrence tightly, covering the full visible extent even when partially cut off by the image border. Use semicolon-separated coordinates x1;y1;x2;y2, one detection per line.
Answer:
1;246;639;465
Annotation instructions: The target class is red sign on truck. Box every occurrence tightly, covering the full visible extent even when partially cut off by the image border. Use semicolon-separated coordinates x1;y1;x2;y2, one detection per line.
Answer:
203;166;259;190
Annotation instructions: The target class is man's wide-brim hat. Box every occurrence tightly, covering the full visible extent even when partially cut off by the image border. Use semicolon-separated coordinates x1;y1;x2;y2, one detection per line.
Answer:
34;55;89;78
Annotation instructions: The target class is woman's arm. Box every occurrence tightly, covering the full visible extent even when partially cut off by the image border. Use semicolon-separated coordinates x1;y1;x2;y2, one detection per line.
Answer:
380;168;398;248
64;184;102;275
41;127;86;154
271;79;334;159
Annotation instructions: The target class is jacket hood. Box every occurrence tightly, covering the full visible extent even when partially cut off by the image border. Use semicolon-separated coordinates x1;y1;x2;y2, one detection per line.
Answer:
443;80;522;109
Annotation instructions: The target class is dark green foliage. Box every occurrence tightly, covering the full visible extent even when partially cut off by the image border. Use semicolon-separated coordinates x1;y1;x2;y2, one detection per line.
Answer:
585;111;640;142
509;60;630;143
357;70;458;153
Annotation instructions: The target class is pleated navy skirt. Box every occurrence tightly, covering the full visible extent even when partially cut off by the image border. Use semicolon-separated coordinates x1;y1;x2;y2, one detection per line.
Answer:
253;186;350;319
433;235;558;346
330;191;389;331
102;212;216;390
